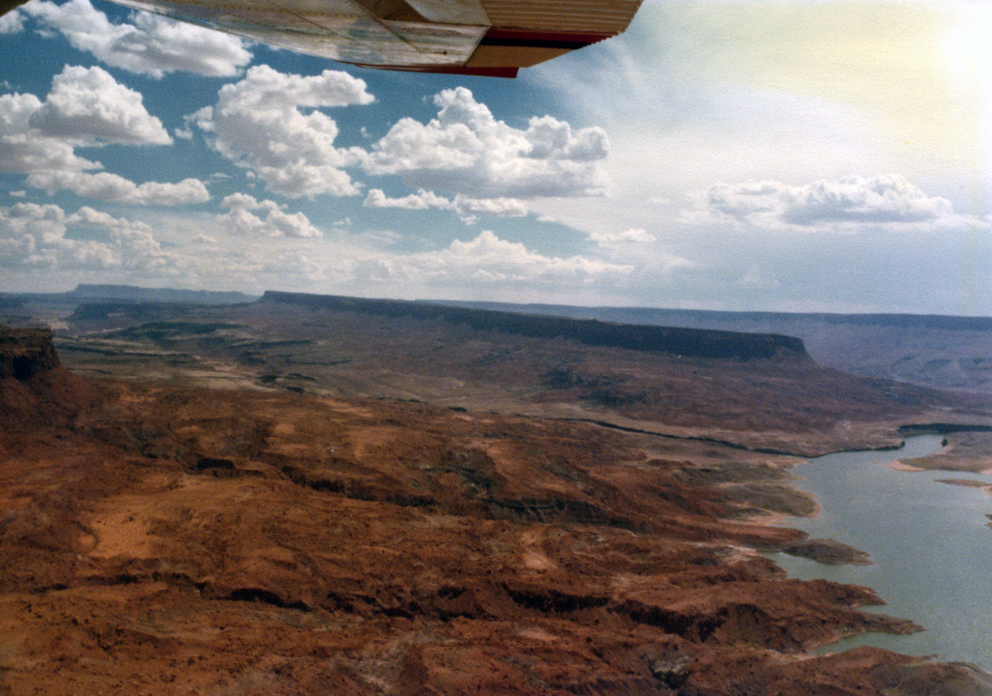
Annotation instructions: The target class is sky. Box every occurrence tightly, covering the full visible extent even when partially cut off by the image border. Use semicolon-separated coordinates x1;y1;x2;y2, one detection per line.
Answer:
1;0;990;315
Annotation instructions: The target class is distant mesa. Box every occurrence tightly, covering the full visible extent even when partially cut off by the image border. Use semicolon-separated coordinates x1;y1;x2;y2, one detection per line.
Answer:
440;299;992;333
0;295;25;311
69;284;257;305
12;284;257;308
259;291;810;362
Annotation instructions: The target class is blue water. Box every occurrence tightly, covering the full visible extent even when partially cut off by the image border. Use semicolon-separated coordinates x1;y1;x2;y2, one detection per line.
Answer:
770;434;992;670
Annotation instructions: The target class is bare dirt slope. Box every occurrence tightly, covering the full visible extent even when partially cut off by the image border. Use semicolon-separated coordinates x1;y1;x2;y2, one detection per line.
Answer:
3;308;992;695
56;295;992;456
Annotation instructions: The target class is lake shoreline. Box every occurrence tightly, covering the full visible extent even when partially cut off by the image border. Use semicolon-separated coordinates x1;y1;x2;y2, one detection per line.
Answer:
774;434;992;670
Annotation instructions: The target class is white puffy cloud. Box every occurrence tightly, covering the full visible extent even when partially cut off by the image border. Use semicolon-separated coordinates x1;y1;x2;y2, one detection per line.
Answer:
239;230;629;294
193;65;374;198
29;65;171;146
0;92;100;174
0;202;66;248
698;175;963;231
0;202;171;270
363;188;528;224
0;10;25;34
22;0;252;78
409;230;630;286
364;188;451;211
1;68;209;205
68;206;169;269
218;193;321;238
781;175;955;225
452;195;528;222
26;171;210;205
589;228;657;246
366;87;609;198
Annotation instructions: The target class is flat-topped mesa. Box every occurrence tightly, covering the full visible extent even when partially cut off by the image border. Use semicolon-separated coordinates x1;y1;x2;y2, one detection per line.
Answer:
259;291;811;362
0;326;60;380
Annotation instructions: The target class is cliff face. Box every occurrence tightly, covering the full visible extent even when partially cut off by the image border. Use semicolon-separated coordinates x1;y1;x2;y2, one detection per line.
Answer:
0;325;99;424
0;326;60;380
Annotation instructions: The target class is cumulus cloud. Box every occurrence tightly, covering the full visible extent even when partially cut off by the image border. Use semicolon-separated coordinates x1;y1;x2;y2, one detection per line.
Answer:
0;202;171;270
29;65;171;146
192;65;374;198
218;193;321;238
22;0;252;78
26;171;210;205
781;175;954;225
452;195;528;222
0;67;208;205
366;87;609;198
0;10;24;34
364;188;451;211
363;188;527;224
409;230;630;285
698;175;961;230
272;230;628;292
0;92;100;174
589;228;657;246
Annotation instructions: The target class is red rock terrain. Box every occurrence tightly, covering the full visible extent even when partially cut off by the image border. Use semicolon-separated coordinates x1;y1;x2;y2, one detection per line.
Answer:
3;321;992;695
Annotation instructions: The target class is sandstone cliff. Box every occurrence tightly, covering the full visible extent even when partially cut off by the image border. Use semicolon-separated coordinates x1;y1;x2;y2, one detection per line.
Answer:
0;326;60;379
0;325;99;423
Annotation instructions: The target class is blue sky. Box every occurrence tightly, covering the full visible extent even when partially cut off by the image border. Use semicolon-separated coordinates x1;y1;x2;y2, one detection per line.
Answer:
1;0;990;315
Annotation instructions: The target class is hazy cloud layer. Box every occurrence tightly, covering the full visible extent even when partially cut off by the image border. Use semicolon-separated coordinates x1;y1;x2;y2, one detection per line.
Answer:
590;228;657;246
366;87;609;198
364;188;527;224
699;175;961;230
21;0;252;78
182;229;633;297
739;264;780;290
410;230;630;285
193;66;374;198
1;67;208;205
0;202;171;270
218;193;321;238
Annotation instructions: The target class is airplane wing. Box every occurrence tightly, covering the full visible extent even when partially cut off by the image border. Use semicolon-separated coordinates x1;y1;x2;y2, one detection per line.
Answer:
3;0;644;77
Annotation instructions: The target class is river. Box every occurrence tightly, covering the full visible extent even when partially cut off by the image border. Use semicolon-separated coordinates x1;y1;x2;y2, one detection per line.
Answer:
769;434;992;670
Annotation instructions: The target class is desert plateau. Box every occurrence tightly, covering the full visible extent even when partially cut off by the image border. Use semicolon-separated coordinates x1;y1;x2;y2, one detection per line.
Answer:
2;289;992;695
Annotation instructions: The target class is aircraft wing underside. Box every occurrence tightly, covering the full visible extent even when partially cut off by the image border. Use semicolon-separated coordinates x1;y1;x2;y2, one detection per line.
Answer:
22;0;645;77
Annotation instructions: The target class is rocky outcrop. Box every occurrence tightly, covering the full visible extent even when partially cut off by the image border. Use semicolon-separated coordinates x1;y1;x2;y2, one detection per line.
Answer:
782;537;873;565
0;325;99;425
0;326;60;380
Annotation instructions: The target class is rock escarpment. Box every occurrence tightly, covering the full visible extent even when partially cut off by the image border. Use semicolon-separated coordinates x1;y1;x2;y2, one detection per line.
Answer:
0;326;60;380
0;325;99;423
259;291;811;361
